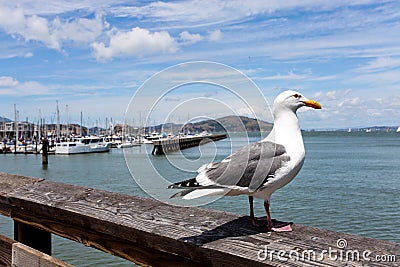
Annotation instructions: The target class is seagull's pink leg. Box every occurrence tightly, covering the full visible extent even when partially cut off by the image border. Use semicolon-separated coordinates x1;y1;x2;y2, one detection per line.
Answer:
249;198;292;231
264;200;293;232
264;200;273;231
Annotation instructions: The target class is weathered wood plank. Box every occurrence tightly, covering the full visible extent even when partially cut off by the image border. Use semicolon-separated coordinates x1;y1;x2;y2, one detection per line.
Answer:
0;234;16;266
0;172;399;266
0;172;43;216
7;182;212;266
12;243;73;267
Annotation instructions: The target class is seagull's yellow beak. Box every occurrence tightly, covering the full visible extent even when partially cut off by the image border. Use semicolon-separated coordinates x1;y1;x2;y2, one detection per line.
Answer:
303;99;322;109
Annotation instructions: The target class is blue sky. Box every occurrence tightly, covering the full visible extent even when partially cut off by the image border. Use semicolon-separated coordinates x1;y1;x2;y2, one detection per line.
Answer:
0;0;400;129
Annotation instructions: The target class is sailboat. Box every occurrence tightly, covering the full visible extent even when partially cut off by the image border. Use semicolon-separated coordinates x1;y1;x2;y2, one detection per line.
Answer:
396;126;400;133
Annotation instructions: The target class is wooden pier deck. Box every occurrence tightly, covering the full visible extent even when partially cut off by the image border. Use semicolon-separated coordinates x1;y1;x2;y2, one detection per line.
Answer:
0;172;398;266
152;133;227;155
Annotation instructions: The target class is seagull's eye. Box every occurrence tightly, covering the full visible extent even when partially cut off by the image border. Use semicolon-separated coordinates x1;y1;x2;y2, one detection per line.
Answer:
293;94;300;99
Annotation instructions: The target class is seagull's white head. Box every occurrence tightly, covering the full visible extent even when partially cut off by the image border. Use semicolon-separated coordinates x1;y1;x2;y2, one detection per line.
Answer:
273;90;322;114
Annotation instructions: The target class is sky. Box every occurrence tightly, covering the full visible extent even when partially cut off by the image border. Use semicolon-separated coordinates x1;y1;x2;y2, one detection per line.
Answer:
0;0;400;129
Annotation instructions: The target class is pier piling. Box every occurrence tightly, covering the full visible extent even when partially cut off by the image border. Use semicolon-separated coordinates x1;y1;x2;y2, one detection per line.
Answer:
152;134;227;155
42;139;48;165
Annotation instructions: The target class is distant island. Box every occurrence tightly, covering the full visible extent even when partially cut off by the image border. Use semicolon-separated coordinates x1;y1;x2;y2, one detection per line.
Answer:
151;115;274;133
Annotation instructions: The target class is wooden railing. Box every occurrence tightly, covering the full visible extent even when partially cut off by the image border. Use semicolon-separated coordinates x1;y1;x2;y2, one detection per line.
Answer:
0;172;398;266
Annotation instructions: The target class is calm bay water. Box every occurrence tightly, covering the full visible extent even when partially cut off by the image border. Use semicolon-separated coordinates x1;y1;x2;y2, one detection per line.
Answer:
0;131;399;266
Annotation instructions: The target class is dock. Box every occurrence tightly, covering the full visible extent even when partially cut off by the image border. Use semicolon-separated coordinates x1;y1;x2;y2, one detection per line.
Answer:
151;133;227;155
0;172;398;266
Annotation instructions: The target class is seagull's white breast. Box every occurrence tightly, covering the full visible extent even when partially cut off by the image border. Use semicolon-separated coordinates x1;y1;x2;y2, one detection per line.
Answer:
253;110;306;200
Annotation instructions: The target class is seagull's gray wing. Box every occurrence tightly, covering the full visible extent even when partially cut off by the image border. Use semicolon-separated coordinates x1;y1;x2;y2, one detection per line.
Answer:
203;141;290;192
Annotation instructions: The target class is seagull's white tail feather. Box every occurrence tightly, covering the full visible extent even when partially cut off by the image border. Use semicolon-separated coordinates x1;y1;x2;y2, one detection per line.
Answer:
197;163;209;172
195;172;215;186
182;188;229;200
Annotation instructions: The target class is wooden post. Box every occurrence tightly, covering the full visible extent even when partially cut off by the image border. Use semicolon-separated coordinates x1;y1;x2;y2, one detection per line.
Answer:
42;139;48;165
14;221;51;255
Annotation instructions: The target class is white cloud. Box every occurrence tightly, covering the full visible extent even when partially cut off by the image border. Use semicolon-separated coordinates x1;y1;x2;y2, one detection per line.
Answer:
179;31;203;45
314;89;352;102
302;89;400;128
0;5;105;51
52;12;106;44
349;70;400;87
338;97;360;107
0;76;50;96
262;70;310;80
0;76;18;87
109;0;385;28
24;52;34;58
357;57;400;73
0;6;60;50
208;29;222;42
91;27;178;61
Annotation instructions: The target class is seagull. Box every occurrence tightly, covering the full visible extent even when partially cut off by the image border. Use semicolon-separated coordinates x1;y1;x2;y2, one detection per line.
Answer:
168;90;321;231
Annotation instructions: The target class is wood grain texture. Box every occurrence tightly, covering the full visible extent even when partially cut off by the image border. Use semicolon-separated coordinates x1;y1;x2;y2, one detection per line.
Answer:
12;243;73;267
0;234;16;266
0;172;43;216
0;172;399;266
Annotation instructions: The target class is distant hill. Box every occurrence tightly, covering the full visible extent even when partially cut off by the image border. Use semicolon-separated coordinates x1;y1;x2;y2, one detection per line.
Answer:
154;116;273;133
0;116;12;123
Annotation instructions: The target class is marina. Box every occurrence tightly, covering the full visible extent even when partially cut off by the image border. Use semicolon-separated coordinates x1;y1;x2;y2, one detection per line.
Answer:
1;113;228;156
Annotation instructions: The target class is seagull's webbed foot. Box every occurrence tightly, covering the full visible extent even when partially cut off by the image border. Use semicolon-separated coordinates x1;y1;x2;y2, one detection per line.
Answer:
250;217;293;232
264;200;293;232
271;220;293;232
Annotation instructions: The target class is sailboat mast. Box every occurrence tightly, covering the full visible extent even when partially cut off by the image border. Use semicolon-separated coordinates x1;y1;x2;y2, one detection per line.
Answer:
66;104;69;139
56;100;60;139
80;111;83;137
38;109;41;140
105;117;108;136
14;104;18;153
2;115;5;140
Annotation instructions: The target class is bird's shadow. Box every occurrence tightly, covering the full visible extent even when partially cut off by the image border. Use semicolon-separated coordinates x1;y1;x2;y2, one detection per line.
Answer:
180;216;292;246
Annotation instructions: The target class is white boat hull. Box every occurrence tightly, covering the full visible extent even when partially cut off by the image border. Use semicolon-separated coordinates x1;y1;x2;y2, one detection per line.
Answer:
117;142;140;148
55;137;110;154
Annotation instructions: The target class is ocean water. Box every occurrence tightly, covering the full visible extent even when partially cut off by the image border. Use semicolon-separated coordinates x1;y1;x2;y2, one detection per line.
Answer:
0;131;399;266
